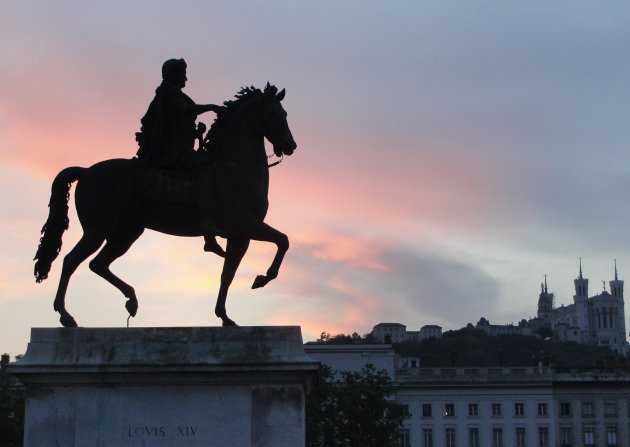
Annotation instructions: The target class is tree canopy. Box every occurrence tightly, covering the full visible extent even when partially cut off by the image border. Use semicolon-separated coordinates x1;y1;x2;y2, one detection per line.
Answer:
317;331;378;344
395;327;626;368
306;364;407;447
0;368;24;447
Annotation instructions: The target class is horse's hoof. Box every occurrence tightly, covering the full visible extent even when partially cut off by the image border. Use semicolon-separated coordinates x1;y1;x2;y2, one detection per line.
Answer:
252;275;269;289
218;314;238;327
59;313;78;328
125;299;138;317
222;319;238;327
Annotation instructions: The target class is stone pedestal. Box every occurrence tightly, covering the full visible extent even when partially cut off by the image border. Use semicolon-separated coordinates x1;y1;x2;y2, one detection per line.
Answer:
9;326;319;447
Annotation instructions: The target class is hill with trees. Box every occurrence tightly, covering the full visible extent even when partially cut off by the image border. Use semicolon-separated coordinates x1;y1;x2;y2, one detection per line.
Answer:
395;327;626;369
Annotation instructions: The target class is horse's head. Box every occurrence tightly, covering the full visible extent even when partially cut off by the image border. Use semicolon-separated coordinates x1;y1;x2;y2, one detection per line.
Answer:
258;83;297;157
206;84;297;161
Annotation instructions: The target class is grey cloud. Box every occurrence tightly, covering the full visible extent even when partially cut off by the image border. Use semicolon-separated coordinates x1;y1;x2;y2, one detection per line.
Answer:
283;242;500;329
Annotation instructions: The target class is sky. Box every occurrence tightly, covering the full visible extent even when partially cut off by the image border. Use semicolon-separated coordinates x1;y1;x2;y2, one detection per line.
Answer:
2;1;630;357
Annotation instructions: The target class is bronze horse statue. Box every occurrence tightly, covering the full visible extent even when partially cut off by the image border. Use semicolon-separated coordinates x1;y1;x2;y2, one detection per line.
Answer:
34;84;296;327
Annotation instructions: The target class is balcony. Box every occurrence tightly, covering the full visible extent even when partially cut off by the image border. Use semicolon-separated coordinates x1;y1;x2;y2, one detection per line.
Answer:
395;366;552;383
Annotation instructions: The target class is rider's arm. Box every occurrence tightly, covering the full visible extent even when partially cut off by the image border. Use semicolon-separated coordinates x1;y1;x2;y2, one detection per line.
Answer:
190;104;225;116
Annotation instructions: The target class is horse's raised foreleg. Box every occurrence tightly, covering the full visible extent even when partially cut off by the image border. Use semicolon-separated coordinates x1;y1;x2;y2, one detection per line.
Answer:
53;232;106;327
89;227;144;318
248;222;289;289
215;236;250;326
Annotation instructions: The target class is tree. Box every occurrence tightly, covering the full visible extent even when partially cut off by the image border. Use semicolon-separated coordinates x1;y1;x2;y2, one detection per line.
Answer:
0;368;24;447
306;364;407;447
394;328;623;368
317;331;378;344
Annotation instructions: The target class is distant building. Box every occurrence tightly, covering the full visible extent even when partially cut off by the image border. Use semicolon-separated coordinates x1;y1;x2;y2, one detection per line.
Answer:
475;317;534;337
537;261;629;355
474;262;629;355
372;323;443;344
372;323;408;343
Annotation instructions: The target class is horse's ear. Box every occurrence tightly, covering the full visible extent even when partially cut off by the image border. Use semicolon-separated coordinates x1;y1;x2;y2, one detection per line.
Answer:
276;89;285;101
264;82;277;97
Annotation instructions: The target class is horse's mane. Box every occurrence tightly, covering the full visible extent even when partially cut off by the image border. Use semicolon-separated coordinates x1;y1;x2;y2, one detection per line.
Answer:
203;83;278;152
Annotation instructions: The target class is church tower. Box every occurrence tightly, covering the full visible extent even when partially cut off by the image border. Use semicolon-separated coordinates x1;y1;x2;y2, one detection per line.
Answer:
574;259;589;333
537;275;553;323
610;260;624;298
609;260;627;353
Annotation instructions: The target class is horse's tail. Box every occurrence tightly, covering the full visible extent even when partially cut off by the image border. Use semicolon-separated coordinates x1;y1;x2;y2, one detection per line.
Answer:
34;166;85;283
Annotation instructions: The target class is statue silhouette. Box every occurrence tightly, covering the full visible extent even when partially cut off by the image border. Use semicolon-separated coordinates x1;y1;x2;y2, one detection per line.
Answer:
34;78;297;328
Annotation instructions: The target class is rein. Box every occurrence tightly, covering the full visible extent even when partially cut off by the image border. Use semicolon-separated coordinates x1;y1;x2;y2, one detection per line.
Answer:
267;153;283;168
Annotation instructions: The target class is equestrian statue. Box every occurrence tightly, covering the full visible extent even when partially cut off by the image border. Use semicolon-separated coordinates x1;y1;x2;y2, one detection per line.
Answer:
33;59;297;327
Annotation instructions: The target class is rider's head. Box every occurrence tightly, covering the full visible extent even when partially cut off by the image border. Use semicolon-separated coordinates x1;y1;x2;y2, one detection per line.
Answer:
162;58;187;88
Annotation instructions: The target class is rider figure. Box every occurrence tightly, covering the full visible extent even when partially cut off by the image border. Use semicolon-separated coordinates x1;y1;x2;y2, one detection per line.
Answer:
136;58;225;256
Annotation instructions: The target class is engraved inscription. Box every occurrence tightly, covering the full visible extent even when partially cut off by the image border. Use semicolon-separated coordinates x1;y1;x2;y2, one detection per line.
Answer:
128;426;166;437
127;426;198;439
177;426;197;437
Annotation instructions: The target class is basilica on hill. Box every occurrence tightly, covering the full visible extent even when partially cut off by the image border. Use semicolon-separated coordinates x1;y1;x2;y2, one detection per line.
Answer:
373;261;629;356
531;261;629;355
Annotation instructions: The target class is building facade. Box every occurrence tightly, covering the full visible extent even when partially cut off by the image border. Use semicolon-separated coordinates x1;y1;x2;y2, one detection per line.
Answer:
306;344;630;447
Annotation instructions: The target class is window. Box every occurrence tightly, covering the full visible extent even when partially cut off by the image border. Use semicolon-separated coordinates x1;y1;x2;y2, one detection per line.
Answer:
422;428;433;447
468;403;478;417
605;402;617;417
583;427;595;447
537;403;548;417
560;402;571;417
468;428;480;447
538;427;549;447
492;428;503;447
582;401;594;417
515;403;525;417
445;428;456;447
399;429;410;447
445;403;455;417
560;427;573;447
492;403;502;417
606;426;617;447
515;427;526;447
422;403;432;418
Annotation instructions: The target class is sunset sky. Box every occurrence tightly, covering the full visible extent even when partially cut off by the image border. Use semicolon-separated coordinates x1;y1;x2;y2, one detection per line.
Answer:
2;1;630;357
